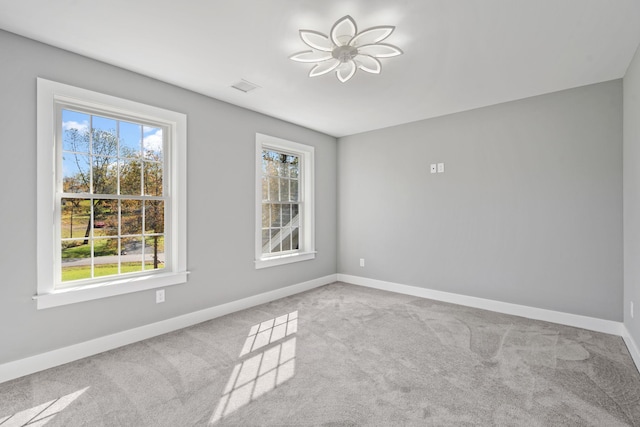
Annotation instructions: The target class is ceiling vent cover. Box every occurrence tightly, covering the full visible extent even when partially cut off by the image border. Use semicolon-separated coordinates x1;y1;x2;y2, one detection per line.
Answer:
231;79;260;93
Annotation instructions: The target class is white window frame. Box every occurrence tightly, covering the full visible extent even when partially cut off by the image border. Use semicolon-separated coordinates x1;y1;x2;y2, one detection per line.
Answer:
36;78;188;309
255;133;315;269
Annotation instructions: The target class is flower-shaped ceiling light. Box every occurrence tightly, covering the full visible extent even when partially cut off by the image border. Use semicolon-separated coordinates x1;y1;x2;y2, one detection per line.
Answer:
290;15;403;83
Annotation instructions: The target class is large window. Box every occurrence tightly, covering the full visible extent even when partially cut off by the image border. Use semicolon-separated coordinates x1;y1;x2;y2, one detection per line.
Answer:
255;134;315;268
37;78;187;309
59;109;166;284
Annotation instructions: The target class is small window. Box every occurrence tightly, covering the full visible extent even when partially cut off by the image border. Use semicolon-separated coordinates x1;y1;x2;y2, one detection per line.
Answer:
37;78;188;308
255;134;315;268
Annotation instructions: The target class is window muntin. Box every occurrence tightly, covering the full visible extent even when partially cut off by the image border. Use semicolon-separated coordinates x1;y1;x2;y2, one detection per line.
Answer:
58;109;167;287
37;78;188;309
255;134;315;268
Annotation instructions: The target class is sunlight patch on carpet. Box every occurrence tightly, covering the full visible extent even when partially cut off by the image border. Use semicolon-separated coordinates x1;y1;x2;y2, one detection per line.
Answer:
0;386;89;427
210;312;298;424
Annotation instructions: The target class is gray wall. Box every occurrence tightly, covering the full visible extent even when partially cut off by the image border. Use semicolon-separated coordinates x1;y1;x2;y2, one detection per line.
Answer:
338;81;623;321
0;30;337;364
0;25;629;366
624;44;640;343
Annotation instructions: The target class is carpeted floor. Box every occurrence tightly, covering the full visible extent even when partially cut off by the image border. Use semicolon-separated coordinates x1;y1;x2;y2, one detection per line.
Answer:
1;282;640;426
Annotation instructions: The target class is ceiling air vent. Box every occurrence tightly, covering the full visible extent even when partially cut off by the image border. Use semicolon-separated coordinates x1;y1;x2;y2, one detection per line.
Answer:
231;79;260;93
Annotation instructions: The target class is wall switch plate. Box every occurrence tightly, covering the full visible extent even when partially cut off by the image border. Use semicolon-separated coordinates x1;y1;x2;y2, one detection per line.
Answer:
156;289;165;304
430;164;437;174
359;258;365;267
437;163;445;173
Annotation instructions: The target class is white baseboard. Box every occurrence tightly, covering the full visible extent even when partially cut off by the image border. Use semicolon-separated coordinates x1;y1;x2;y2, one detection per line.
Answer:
340;273;640;372
0;274;336;384
3;273;637;384
337;274;624;336
622;327;640;373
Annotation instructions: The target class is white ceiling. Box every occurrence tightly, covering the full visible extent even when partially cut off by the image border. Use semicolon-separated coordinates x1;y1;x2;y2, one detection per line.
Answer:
1;0;640;137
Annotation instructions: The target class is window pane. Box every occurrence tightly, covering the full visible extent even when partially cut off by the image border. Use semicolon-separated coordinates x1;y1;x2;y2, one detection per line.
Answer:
281;204;292;226
121;200;142;235
292;204;299;221
119;121;141;157
92;115;116;134
271;204;282;227
270;229;281;253
265;204;278;227
280;178;290;202
144;235;164;270
144;161;163;196
262;206;270;228
262;230;269;248
145;200;164;234
278;157;289;178
61;198;90;239
262;177;268;201
91;117;118;158
268;177;279;201
94;238;119;278
143;126;163;161
121;237;143;274
62;110;90;153
93;199;118;236
289;157;299;179
120;158;142;195
92;156;117;194
62;153;90;193
263;151;278;176
292;227;299;250
61;240;91;282
282;232;291;252
290;179;299;202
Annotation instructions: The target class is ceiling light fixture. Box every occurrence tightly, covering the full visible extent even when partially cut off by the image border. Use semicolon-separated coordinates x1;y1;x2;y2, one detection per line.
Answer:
290;15;403;83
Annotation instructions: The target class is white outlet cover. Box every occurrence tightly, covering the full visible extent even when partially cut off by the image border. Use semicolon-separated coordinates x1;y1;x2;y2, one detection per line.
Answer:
359;258;365;267
156;289;165;303
437;163;445;173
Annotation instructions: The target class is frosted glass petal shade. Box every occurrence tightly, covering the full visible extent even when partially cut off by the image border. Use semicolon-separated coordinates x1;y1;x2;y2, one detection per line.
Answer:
349;26;395;46
355;55;381;74
357;44;403;58
309;59;340;77
299;30;333;52
336;61;357;83
290;51;334;63
330;15;357;46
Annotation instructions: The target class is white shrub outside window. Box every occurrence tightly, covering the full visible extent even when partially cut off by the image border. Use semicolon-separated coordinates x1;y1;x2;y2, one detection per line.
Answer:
36;78;188;309
255;134;315;268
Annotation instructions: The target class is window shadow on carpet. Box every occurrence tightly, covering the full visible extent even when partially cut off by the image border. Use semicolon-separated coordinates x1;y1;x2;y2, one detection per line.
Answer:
210;311;298;424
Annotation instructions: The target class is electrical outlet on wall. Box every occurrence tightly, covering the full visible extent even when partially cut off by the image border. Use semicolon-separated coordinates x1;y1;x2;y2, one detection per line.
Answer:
359;258;365;267
156;289;165;304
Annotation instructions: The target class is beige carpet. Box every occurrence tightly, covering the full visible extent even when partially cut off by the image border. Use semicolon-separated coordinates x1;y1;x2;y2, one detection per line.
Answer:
1;282;640;426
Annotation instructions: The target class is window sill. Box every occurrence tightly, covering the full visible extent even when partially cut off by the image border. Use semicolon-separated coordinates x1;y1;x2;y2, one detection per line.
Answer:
255;252;316;269
33;271;189;309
